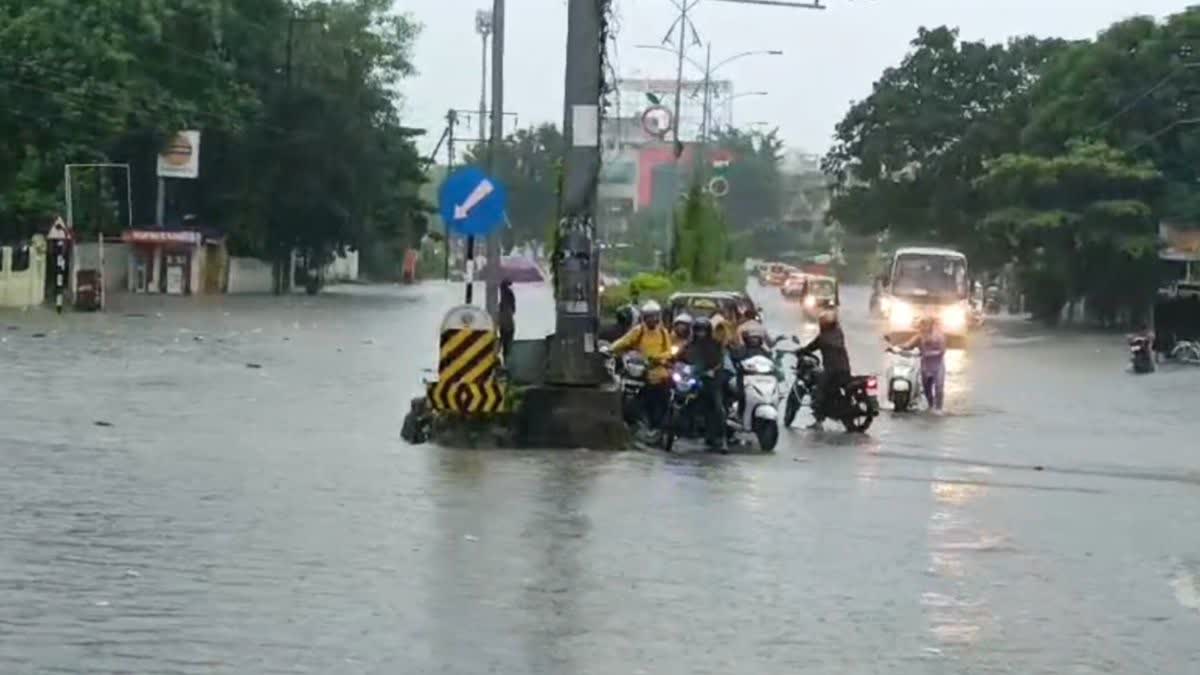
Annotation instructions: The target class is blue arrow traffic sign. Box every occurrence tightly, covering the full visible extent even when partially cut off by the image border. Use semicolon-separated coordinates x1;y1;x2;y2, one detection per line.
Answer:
438;166;508;237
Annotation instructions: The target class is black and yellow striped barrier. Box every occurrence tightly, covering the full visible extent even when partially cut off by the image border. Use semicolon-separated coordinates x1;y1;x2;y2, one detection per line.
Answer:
429;305;504;415
430;379;505;414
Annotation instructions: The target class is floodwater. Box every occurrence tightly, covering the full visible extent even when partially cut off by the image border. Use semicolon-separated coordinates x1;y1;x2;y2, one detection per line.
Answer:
2;281;1199;674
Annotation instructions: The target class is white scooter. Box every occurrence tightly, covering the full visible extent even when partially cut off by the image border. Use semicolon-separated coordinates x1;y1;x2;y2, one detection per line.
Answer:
728;354;782;451
885;347;922;412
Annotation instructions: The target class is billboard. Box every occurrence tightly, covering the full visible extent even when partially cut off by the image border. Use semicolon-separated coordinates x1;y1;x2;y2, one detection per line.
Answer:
157;131;201;179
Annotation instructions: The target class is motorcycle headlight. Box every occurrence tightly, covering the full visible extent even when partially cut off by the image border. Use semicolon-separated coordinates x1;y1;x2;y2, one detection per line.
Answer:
889;301;914;329
941;305;967;333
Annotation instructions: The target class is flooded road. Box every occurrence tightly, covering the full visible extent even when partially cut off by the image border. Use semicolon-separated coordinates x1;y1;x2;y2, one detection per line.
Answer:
2;281;1199;674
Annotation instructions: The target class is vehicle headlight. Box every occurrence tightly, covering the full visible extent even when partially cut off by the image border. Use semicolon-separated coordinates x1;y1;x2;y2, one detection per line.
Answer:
889;301;914;328
941;305;967;332
803;295;816;309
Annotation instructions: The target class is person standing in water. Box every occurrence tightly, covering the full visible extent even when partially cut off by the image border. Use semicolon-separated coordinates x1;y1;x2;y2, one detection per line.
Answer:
898;317;946;413
498;278;516;357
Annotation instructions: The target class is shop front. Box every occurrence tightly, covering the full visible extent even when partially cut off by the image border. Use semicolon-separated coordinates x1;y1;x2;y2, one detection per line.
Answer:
123;230;203;295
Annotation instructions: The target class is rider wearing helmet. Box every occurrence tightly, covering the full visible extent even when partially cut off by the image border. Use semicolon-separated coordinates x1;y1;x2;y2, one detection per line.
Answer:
799;310;852;429
612;300;674;426
731;320;782;417
681;316;729;452
671;312;693;350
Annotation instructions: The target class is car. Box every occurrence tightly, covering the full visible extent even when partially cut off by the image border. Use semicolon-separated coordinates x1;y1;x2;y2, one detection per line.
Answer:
667;292;740;322
760;262;794;286
781;273;808;299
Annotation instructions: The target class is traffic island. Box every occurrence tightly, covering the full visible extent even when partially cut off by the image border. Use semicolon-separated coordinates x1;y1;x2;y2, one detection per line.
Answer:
401;337;630;450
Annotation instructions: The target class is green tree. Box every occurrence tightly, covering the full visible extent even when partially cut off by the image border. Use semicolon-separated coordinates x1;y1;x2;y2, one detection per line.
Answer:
975;141;1162;322
0;0;430;279
1021;10;1200;223
672;184;726;285
823;26;1066;264
708;126;784;232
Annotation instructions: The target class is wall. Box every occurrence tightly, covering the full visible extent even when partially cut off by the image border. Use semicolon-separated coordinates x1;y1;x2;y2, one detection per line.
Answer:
73;242;131;296
0;236;47;308
227;256;274;294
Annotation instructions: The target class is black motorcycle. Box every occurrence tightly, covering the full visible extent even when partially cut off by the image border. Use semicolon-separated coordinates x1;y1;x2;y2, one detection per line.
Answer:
1129;335;1155;374
786;350;880;433
661;362;727;452
615;352;649;423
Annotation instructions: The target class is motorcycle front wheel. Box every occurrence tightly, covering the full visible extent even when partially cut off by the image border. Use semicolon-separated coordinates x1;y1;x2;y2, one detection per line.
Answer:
662;410;677;452
784;389;802;428
753;419;779;452
892;390;911;412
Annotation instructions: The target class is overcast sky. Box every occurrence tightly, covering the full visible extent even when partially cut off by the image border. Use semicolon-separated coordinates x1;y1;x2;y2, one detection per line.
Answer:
399;0;1189;158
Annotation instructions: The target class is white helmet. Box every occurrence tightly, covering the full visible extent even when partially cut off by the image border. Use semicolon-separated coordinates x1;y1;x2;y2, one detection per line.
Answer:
641;300;662;314
673;312;693;327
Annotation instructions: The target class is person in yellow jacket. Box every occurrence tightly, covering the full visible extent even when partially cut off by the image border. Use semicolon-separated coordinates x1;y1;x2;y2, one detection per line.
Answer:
612;300;673;427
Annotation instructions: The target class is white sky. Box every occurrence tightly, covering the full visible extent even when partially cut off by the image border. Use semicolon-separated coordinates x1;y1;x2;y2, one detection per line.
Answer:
399;0;1190;158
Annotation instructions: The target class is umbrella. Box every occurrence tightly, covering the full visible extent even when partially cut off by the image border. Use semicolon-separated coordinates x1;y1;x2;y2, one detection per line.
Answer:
478;254;545;283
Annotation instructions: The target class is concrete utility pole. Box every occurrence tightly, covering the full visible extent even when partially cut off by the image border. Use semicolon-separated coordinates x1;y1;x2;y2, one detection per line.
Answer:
445;109;458;281
546;0;605;385
485;0;505;318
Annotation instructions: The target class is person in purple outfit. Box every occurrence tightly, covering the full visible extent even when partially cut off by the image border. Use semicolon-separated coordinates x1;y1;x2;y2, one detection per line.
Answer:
898;317;947;412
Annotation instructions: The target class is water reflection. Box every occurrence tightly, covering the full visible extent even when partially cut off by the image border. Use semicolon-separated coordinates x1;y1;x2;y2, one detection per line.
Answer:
519;456;592;675
925;459;992;652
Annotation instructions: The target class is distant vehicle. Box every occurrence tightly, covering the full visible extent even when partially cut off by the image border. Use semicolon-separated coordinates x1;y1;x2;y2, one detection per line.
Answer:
667;292;741;322
798;275;839;319
879;247;972;344
761;263;794;286
781;273;808;299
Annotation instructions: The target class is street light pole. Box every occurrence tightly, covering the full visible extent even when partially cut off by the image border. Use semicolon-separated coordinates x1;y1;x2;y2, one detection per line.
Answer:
475;10;492;152
485;0;505;318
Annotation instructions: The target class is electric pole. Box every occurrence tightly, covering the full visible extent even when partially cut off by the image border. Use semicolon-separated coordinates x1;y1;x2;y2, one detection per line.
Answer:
485;0;505;318
547;0;605;385
445;109;458;281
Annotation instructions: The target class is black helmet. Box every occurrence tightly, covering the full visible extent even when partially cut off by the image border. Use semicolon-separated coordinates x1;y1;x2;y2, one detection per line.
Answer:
692;316;713;338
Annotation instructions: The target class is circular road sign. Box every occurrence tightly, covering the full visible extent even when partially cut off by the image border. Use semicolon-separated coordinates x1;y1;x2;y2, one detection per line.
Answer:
708;176;730;198
641;105;673;139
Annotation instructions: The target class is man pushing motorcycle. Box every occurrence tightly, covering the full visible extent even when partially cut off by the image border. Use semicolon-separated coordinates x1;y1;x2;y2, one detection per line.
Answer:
798;310;852;430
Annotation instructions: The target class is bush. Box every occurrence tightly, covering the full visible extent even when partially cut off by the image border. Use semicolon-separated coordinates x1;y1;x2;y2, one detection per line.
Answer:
599;272;675;317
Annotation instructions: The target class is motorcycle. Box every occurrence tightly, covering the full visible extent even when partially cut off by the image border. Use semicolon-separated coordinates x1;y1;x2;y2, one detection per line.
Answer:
728;354;781;451
1129;335;1155;374
792;352;880;433
616;352;649;423
884;347;922;412
781;350;820;429
983;286;1002;315
661;362;707;452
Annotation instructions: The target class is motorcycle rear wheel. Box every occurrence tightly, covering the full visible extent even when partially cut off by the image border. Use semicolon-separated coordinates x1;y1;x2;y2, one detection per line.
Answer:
842;399;876;433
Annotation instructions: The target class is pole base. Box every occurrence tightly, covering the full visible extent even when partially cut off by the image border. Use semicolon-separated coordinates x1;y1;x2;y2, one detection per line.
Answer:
515;384;628;449
545;332;608;386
